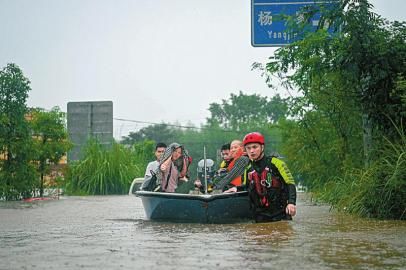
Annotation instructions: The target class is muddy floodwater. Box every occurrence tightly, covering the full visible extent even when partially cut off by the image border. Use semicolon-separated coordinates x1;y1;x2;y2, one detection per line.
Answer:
0;193;405;270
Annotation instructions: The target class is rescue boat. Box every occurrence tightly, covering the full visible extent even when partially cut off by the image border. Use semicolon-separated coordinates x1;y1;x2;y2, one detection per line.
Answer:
131;153;252;223
134;190;251;223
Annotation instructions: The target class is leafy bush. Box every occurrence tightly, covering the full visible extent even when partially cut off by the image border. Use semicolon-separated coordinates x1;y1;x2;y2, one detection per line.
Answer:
65;140;148;195
318;127;406;220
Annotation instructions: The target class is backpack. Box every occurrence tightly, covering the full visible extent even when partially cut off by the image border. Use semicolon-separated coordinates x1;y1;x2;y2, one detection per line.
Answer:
140;170;159;191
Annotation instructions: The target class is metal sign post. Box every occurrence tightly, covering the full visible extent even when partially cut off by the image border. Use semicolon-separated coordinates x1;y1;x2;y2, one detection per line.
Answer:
203;146;208;194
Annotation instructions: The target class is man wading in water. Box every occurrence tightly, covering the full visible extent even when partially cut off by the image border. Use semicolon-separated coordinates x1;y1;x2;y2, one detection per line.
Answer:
243;132;297;222
214;132;297;222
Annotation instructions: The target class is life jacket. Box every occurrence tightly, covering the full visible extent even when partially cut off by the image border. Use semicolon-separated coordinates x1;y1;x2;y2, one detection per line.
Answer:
247;156;287;210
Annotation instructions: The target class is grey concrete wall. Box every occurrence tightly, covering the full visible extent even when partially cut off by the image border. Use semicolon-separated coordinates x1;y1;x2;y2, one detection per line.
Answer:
67;101;113;161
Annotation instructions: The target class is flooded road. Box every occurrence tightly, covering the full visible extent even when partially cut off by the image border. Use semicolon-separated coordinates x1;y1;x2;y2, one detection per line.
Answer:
1;194;405;270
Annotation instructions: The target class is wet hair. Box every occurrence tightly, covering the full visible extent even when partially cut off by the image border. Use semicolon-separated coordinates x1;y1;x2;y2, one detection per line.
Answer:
221;143;230;151
155;142;167;150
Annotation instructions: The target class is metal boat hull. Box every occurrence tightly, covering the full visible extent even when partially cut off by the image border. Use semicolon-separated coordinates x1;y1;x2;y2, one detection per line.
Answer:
135;191;252;223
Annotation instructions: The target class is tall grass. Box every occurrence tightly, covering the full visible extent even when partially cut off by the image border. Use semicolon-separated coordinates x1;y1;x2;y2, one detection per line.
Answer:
318;126;406;219
65;140;148;195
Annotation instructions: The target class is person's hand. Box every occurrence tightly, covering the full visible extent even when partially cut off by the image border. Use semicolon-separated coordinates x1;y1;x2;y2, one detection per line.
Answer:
286;204;296;216
160;163;167;171
223;186;237;193
215;168;227;178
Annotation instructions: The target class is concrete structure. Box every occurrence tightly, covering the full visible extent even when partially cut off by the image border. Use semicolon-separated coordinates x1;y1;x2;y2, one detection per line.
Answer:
67;101;113;161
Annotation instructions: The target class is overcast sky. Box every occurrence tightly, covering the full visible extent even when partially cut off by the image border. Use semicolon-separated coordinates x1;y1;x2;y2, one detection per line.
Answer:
1;0;405;138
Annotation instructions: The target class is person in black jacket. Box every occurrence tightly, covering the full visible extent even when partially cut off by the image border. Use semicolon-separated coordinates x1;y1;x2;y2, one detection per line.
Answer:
243;132;297;222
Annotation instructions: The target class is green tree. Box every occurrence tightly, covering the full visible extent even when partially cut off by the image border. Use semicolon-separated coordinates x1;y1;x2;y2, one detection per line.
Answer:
206;91;289;131
0;63;36;200
30;107;72;197
261;0;406;218
121;123;183;145
265;0;406;166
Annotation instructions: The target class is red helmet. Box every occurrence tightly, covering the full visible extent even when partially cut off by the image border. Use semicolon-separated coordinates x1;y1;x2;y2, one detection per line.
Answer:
243;132;265;146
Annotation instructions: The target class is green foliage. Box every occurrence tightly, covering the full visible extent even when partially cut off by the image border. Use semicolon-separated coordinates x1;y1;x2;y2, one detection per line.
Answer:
65;140;145;195
30;107;72;196
207;91;289;130
266;0;406;218
261;0;406;219
279;111;364;188
266;0;406;137
317;125;406;219
131;139;155;176
0;63;37;200
121;123;182;145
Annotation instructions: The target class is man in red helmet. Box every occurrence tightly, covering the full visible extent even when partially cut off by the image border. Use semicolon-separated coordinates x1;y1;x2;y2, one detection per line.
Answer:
243;132;297;222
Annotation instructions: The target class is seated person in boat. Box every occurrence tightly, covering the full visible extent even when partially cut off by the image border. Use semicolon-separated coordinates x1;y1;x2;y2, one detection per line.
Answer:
194;142;231;192
242;132;297;222
212;140;250;193
218;143;232;173
144;142;167;177
159;143;190;193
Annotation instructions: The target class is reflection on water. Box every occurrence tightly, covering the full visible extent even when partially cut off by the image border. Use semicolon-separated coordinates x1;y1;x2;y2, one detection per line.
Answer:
0;194;405;270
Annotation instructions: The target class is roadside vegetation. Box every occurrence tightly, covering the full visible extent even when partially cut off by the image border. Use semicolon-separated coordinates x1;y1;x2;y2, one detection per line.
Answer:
259;0;406;219
315;125;406;219
64;139;153;195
